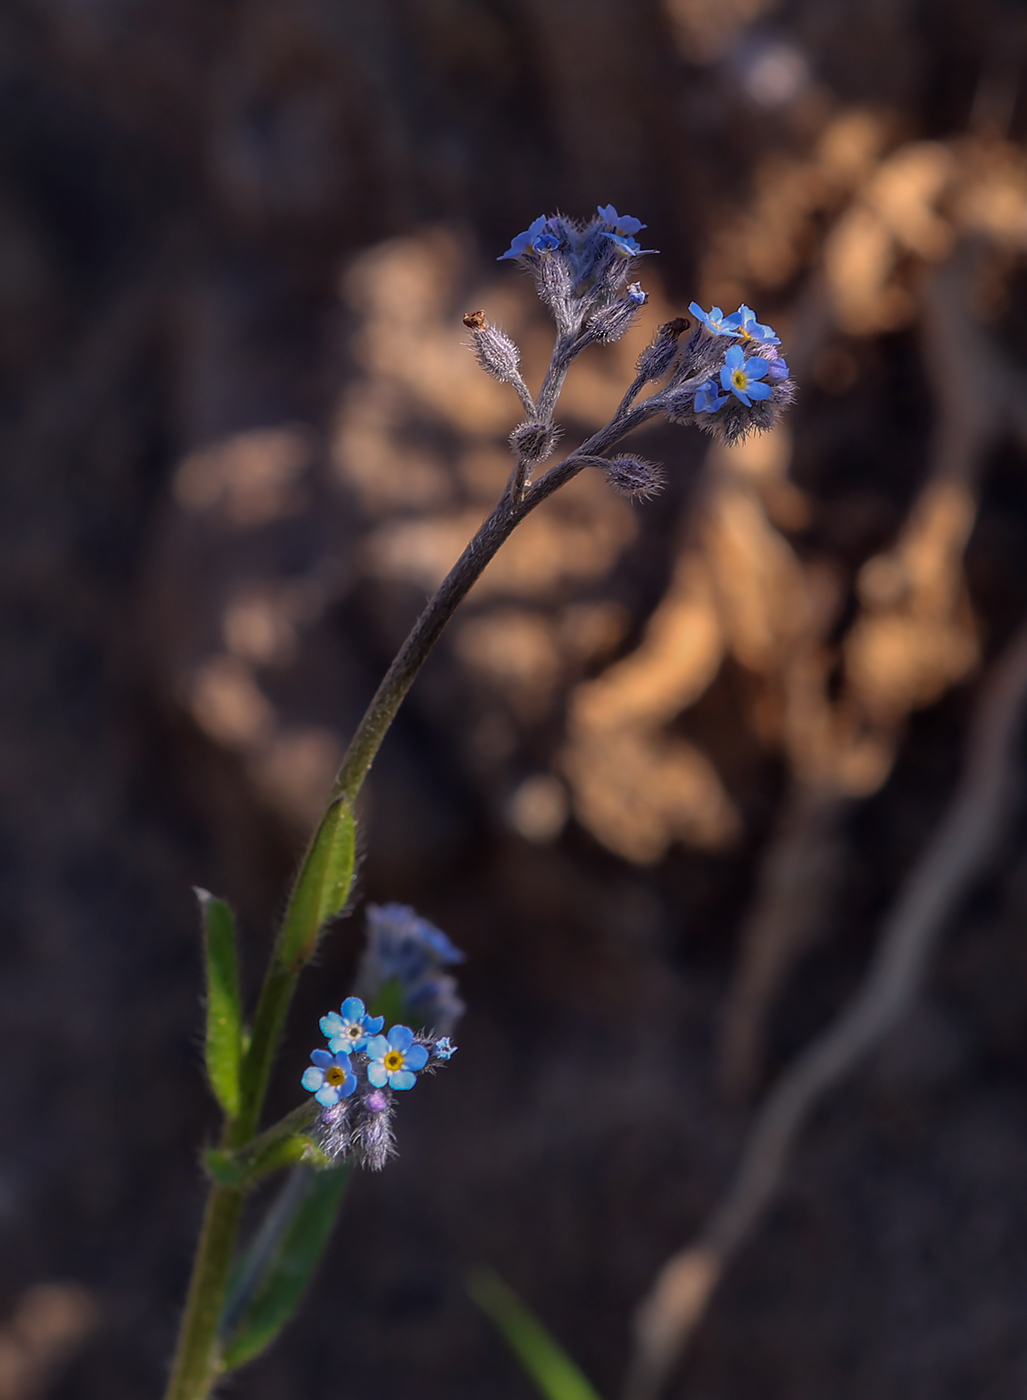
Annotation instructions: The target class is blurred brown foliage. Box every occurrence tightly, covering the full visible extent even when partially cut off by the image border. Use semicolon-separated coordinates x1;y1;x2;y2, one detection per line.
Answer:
4;1;1027;1398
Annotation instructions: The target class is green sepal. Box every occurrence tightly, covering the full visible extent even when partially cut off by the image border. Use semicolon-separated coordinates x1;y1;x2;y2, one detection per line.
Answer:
197;890;243;1118
468;1268;603;1400
205;1102;321;1190
219;1164;352;1373
277;798;356;970
204;1135;328;1190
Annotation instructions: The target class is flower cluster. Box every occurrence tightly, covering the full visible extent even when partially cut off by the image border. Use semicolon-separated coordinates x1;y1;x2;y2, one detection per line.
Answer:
471;206;796;495
675;301;794;444
302;995;456;1170
356;902;466;1035
497;205;656;338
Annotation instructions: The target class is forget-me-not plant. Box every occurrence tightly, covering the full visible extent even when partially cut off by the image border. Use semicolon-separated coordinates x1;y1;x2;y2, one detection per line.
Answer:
164;204;794;1400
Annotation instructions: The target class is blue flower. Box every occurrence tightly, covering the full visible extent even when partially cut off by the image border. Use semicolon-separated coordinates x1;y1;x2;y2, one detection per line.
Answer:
320;995;384;1054
729;303;781;345
766;351;789;380
498;216;561;260
694;378;728;413
301;1049;357;1106
366;1025;430;1091
597;205;647;237
434;1037;457;1060
720;345;772;405
689;302;744;337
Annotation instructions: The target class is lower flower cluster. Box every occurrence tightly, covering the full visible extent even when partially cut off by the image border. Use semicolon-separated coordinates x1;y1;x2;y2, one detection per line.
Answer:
301;996;456;1170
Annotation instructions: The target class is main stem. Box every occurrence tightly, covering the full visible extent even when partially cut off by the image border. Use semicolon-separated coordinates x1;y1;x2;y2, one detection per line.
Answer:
163;396;659;1400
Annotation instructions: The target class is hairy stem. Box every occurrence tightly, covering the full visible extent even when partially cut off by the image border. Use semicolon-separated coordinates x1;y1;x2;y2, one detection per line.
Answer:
165;393;659;1400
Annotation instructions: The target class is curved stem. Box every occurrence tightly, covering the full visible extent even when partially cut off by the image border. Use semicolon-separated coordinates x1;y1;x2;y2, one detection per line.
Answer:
165;395;661;1400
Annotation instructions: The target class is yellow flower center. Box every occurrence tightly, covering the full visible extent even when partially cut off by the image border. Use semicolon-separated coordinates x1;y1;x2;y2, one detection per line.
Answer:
383;1050;405;1072
325;1065;348;1086
731;369;748;389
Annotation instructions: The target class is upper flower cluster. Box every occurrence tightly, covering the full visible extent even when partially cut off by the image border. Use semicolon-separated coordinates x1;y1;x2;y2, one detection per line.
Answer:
496;205;656;339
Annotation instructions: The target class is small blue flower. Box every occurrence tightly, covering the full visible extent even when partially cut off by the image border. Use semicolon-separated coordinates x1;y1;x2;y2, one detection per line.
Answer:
729;304;781;345
366;1025;430;1091
320;995;384;1054
766;351;789;380
694;378;728;413
597;205;647;237
689;302;744;337
434;1037;457;1060
720;345;772;405
301;1049;357;1107
627;282;647;306
499;216;561;260
604;231;660;256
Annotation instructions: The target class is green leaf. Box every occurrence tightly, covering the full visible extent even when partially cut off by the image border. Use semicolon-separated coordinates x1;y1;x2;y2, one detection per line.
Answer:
197;890;243;1118
277;798;357;969
468;1268;603;1400
220;1165;351;1373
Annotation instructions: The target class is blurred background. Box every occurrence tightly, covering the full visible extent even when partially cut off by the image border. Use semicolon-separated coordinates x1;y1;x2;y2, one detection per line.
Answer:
4;1;1027;1397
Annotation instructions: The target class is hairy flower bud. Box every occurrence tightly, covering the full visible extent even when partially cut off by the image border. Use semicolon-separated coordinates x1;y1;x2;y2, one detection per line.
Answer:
583;289;646;345
635;317;691;383
602;455;665;500
464;312;522;384
510;419;562;465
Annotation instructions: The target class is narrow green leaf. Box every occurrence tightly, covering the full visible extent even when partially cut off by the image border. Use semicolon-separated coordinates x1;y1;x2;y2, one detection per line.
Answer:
197;889;243;1118
220;1164;351;1372
278;798;357;969
468;1268;603;1400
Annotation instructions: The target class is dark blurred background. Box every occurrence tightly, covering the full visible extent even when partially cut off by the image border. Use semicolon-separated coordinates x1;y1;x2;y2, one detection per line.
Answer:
4;1;1027;1397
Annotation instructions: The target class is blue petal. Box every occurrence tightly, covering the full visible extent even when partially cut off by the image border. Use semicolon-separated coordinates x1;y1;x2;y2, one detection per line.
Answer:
745;357;769;380
320;1013;343;1039
534;233;561;251
301;1067;325;1091
405;1044;429;1071
733;388;753;406
315;1083;341;1106
366;1034;389;1061
366;1015;385;1034
388;1069;417;1091
341;1072;358;1098
340;996;366;1021
768;358;789;380
747;381;772;400
596;204;618;224
332;1051;352;1069
327;1036;348;1055
614;214;645;235
310;1049;334;1068
367;1061;388;1088
388;1024;414;1051
720;366;734;391
724;345;744;369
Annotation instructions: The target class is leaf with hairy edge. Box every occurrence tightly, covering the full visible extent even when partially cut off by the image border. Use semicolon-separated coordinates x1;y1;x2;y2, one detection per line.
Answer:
277;799;357;969
198;890;243;1118
220;1165;351;1373
468;1268;603;1400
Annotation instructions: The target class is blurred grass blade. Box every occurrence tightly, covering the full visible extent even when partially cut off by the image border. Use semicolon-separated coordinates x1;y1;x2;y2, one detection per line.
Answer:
468;1267;603;1400
197;889;243;1118
220;1163;352;1373
278;798;356;969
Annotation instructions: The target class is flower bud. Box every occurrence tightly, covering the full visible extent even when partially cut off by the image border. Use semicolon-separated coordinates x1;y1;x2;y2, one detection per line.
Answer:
602;455;665;500
464;313;522;384
510;419;562;465
635;317;691;383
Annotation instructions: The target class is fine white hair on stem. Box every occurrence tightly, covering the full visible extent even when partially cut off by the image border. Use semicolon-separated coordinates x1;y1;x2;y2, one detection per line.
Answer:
624;615;1027;1400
